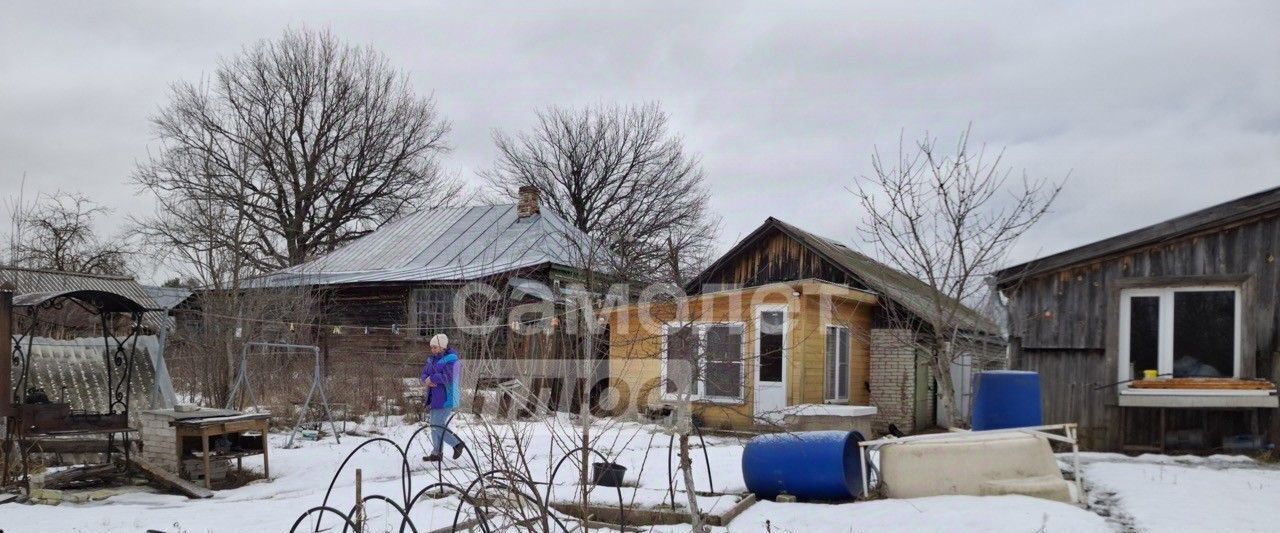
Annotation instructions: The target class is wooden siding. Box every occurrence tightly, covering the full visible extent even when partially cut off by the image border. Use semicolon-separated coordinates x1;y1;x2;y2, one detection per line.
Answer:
696;228;865;291
1003;213;1280;449
607;282;875;431
318;283;418;364
793;295;873;406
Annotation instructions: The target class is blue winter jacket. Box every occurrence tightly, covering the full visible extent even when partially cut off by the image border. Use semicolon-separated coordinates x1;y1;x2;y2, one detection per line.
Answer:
420;348;460;409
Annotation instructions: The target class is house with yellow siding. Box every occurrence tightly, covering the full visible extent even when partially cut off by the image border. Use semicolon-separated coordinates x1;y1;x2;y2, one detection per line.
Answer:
606;218;1003;434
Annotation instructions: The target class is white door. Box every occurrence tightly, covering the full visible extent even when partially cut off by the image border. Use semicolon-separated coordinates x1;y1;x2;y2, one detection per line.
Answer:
754;305;788;423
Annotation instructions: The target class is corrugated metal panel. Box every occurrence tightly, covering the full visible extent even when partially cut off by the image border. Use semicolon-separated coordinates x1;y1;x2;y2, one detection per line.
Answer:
0;266;166;330
0;267;159;309
21;336;167;425
245;204;599;288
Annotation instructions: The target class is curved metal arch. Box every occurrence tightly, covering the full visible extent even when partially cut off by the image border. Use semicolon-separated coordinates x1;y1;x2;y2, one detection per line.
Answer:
403;421;483;488
461;469;565;533
318;437;413;529
406;480;494;533
13;289;150;313
341;494;420;533
288;506;361;533
547;446;626;529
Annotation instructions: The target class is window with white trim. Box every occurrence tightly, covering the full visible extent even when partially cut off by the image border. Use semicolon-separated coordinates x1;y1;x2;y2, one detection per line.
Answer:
825;325;851;402
662;323;744;401
1119;286;1241;382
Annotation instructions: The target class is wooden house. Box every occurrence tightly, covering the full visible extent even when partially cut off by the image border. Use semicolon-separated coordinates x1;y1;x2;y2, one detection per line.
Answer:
239;188;610;409
994;186;1280;451
606;218;1002;433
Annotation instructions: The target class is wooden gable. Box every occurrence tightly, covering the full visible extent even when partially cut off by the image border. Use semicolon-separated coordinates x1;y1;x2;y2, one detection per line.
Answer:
690;225;867;292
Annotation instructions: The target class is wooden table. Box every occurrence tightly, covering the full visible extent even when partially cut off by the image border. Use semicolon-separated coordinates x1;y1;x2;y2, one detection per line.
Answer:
173;413;271;489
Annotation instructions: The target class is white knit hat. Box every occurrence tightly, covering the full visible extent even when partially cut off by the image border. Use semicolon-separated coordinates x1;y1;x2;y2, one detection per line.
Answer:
429;333;449;349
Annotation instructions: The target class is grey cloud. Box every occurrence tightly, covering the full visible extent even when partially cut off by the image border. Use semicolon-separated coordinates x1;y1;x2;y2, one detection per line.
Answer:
2;1;1277;282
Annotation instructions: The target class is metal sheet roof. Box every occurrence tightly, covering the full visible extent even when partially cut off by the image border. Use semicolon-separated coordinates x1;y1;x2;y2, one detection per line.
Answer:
244;204;599;288
0;266;165;329
686;218;1000;334
0;266;159;310
142;286;193;310
773;219;999;334
994;185;1280;285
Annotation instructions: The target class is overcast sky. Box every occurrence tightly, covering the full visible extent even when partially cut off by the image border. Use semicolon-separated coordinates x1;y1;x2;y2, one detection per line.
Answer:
2;1;1277;283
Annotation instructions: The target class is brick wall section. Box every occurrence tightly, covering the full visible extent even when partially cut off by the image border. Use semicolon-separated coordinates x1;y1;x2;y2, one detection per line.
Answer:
139;412;230;482
139;411;178;473
870;328;918;435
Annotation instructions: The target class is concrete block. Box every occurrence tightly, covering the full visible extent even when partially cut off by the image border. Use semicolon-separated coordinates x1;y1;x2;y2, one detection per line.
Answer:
29;488;63;502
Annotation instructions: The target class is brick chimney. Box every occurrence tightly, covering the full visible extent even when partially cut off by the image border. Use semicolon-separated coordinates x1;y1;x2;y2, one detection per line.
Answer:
517;185;541;219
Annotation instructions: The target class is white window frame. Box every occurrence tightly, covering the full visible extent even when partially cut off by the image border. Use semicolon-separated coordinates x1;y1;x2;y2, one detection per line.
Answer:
1118;286;1242;384
754;304;789;386
660;322;746;403
824;324;851;403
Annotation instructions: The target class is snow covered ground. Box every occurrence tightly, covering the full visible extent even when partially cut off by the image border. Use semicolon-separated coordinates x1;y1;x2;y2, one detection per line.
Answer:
2;416;1278;532
1078;453;1280;533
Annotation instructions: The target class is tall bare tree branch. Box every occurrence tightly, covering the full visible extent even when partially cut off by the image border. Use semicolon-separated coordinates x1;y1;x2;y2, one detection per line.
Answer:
484;102;720;285
133;27;462;280
8;191;131;275
851;126;1063;425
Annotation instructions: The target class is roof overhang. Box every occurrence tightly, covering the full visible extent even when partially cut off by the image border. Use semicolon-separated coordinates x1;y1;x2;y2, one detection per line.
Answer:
995;185;1280;287
601;278;878;316
14;289;151;313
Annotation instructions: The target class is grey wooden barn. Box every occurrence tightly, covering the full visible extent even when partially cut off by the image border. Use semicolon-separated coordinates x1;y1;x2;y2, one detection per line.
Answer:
994;186;1280;451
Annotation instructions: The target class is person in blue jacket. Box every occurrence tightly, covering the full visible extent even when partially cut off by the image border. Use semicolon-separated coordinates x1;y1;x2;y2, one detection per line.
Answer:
420;333;465;461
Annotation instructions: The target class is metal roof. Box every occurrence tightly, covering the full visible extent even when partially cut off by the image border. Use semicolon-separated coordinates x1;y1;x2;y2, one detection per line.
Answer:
244;204;599;288
0;266;165;329
686;217;1000;334
14;289;150;313
994;185;1280;285
142;285;193;310
0;266;159;310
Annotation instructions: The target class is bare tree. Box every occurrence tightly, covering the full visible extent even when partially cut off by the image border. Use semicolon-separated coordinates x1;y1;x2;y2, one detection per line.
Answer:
8;191;130;275
851;127;1062;426
167;286;318;412
484;102;720;285
133;27;462;275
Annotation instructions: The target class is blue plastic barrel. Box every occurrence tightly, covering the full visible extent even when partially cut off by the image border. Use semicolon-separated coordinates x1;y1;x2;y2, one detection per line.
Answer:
741;430;864;501
970;370;1043;430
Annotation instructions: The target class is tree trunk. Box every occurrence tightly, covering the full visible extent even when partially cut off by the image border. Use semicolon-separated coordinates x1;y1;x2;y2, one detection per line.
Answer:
679;433;705;532
930;345;961;428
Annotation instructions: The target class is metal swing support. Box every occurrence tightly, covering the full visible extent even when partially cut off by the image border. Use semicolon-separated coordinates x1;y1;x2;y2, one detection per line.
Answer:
226;341;341;447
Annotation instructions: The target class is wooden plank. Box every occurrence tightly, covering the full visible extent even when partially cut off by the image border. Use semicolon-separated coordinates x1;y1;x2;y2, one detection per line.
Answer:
707;494;757;527
223;420;261;433
130;455;214;499
1131;378;1275;390
16;438;112;454
550;501;688;526
39;464;118;489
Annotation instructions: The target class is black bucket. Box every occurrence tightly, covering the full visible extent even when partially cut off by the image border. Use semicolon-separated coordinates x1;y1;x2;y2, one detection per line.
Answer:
592;461;627;487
